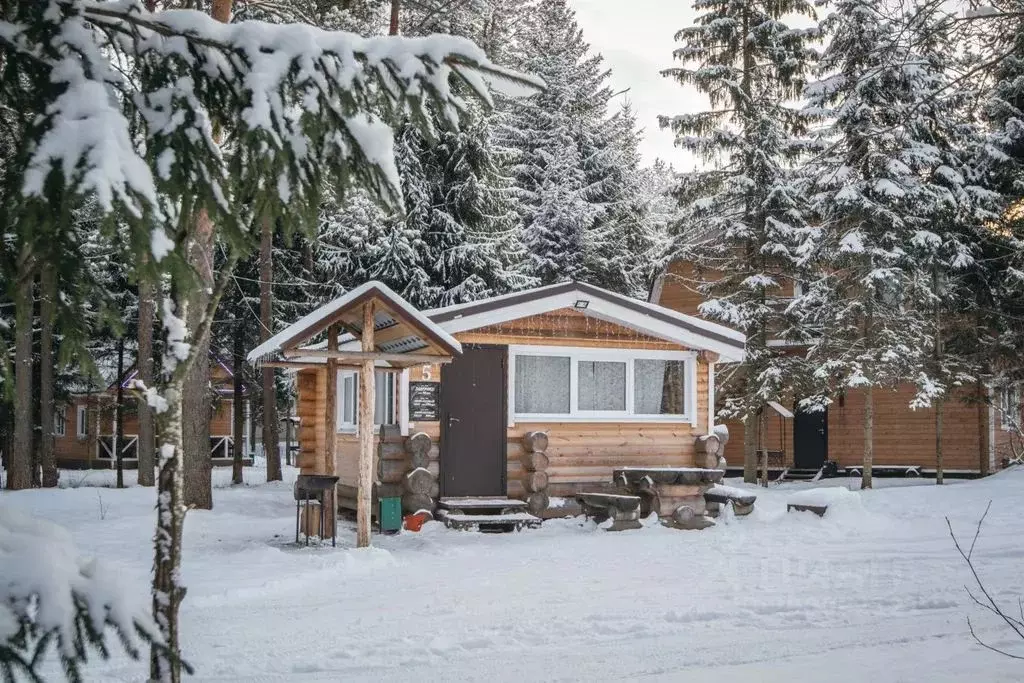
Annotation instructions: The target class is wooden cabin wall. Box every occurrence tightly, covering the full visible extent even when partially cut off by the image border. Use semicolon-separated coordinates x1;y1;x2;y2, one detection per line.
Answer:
722;385;995;472
296;368;327;473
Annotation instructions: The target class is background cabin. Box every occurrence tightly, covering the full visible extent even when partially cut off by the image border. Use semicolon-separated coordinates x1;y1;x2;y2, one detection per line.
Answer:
652;259;1017;475
54;355;251;469
255;281;745;518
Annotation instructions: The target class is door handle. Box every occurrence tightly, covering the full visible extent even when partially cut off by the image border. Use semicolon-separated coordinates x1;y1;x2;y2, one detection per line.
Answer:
448;416;460;427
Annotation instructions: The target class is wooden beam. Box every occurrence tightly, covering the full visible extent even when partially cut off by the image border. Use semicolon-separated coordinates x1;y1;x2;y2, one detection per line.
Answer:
357;301;375;549
282;349;453;365
325;324;339;477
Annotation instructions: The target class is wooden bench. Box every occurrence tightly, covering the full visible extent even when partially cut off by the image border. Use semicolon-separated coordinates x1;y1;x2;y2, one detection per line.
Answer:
787;503;828;517
612;467;721;530
704;486;757;517
576;493;642;531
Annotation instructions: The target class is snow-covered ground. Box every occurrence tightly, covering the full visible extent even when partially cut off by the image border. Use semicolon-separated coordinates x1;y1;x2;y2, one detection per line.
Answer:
3;465;1023;682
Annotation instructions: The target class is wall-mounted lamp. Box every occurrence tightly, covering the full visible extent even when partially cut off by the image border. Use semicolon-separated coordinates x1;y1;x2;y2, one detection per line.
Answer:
574;299;590;310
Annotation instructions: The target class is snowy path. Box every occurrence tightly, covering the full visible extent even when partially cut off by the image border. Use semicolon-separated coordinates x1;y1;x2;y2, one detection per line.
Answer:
4;467;1023;682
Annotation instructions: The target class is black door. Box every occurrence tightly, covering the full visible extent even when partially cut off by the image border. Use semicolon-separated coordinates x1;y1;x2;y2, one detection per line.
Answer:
439;345;507;497
793;407;827;469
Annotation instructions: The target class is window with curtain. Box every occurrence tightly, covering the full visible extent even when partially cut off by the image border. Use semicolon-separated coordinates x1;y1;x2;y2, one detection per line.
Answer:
634;359;686;415
337;370;396;431
514;355;571;414
578;360;626;411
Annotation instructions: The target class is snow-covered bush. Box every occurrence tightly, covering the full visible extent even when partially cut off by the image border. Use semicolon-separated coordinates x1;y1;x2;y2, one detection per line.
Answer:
0;507;174;682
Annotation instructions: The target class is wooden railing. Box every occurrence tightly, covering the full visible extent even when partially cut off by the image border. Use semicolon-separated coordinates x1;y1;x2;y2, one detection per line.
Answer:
97;435;236;460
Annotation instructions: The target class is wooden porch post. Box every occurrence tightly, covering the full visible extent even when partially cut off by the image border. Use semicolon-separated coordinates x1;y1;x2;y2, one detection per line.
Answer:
357;301;376;548
325;325;339;475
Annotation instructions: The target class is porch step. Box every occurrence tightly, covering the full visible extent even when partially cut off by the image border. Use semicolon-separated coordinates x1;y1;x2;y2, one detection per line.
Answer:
437;497;529;513
437;510;541;532
781;468;821;482
436;497;538;532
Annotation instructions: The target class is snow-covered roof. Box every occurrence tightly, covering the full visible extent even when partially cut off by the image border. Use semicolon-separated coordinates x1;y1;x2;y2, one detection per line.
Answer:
425;281;745;361
247;281;463;364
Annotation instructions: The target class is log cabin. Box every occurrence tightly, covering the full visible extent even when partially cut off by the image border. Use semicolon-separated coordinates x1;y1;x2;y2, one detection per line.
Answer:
650;259;1020;477
248;280;745;527
54;354;251;469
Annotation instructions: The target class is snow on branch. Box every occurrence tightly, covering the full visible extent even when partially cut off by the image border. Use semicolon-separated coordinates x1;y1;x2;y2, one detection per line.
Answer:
0;506;172;680
2;0;544;257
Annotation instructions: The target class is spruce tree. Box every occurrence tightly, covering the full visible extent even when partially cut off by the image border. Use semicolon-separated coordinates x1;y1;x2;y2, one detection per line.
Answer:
662;0;818;482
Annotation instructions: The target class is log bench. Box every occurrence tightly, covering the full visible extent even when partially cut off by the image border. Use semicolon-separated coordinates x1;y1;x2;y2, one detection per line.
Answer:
704;485;757;517
612;468;722;531
576;493;642;531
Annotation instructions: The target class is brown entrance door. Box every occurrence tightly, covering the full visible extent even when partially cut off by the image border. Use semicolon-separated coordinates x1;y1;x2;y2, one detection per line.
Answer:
439;345;507;497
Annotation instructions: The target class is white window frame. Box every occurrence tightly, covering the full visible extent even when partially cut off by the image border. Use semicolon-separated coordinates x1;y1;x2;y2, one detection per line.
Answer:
336;369;397;433
54;405;67;437
76;405;88;439
998;384;1021;432
508;345;697;426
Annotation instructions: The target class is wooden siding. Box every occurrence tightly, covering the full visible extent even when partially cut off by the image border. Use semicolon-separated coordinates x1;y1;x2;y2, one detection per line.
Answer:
721;386;995;472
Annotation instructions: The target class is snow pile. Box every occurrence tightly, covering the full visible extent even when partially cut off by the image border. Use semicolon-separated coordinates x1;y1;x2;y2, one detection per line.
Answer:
787;486;862;513
0;505;156;656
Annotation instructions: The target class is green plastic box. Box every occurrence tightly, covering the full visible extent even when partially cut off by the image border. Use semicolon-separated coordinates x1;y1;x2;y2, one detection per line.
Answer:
379;496;402;533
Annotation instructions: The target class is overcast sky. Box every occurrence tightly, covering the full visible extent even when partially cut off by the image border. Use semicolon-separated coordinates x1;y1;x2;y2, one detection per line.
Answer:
569;0;702;171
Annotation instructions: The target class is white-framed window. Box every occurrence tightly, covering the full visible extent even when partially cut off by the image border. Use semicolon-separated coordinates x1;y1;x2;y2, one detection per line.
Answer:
76;405;88;439
54;405;67;437
509;345;697;424
337;369;397;432
999;384;1021;431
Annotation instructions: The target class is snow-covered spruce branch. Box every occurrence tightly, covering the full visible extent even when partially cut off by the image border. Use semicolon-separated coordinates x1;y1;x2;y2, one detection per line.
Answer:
947;503;1024;660
0;507;187;682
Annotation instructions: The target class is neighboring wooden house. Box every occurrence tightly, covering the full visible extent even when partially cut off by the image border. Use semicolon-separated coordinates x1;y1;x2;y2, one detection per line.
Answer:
54;355;251;469
249;280;745;519
651;260;1019;476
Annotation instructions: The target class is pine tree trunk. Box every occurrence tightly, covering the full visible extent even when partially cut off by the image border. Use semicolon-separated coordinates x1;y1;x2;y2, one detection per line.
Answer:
232;324;244;485
759;407;768;487
863;382;873;490
978;379;989;477
935;398;944;485
39;263;58;487
115;336;126;489
389;0;400;35
8;248;34;491
137;275;156;487
260;215;281;481
182;210;214;510
743;411;757;484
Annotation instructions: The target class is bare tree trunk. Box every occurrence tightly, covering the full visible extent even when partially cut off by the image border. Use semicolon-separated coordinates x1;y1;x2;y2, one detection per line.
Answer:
150;352;187;683
138;275;156;486
115;335;126;489
260;215;281;481
39;263;58;487
182;209;214;510
742;411;757;484
978;379;989;477
9;248;34;490
863;382;873;489
232;323;244;485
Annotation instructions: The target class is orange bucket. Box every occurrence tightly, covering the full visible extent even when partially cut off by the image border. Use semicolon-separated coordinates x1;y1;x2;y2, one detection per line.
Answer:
404;512;430;532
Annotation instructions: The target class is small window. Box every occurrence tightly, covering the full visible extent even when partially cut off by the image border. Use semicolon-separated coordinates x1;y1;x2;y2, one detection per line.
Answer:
999;385;1021;431
577;360;626;412
54;406;67;437
514;355;571;414
634;359;687;416
76;405;88;438
337;370;397;431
